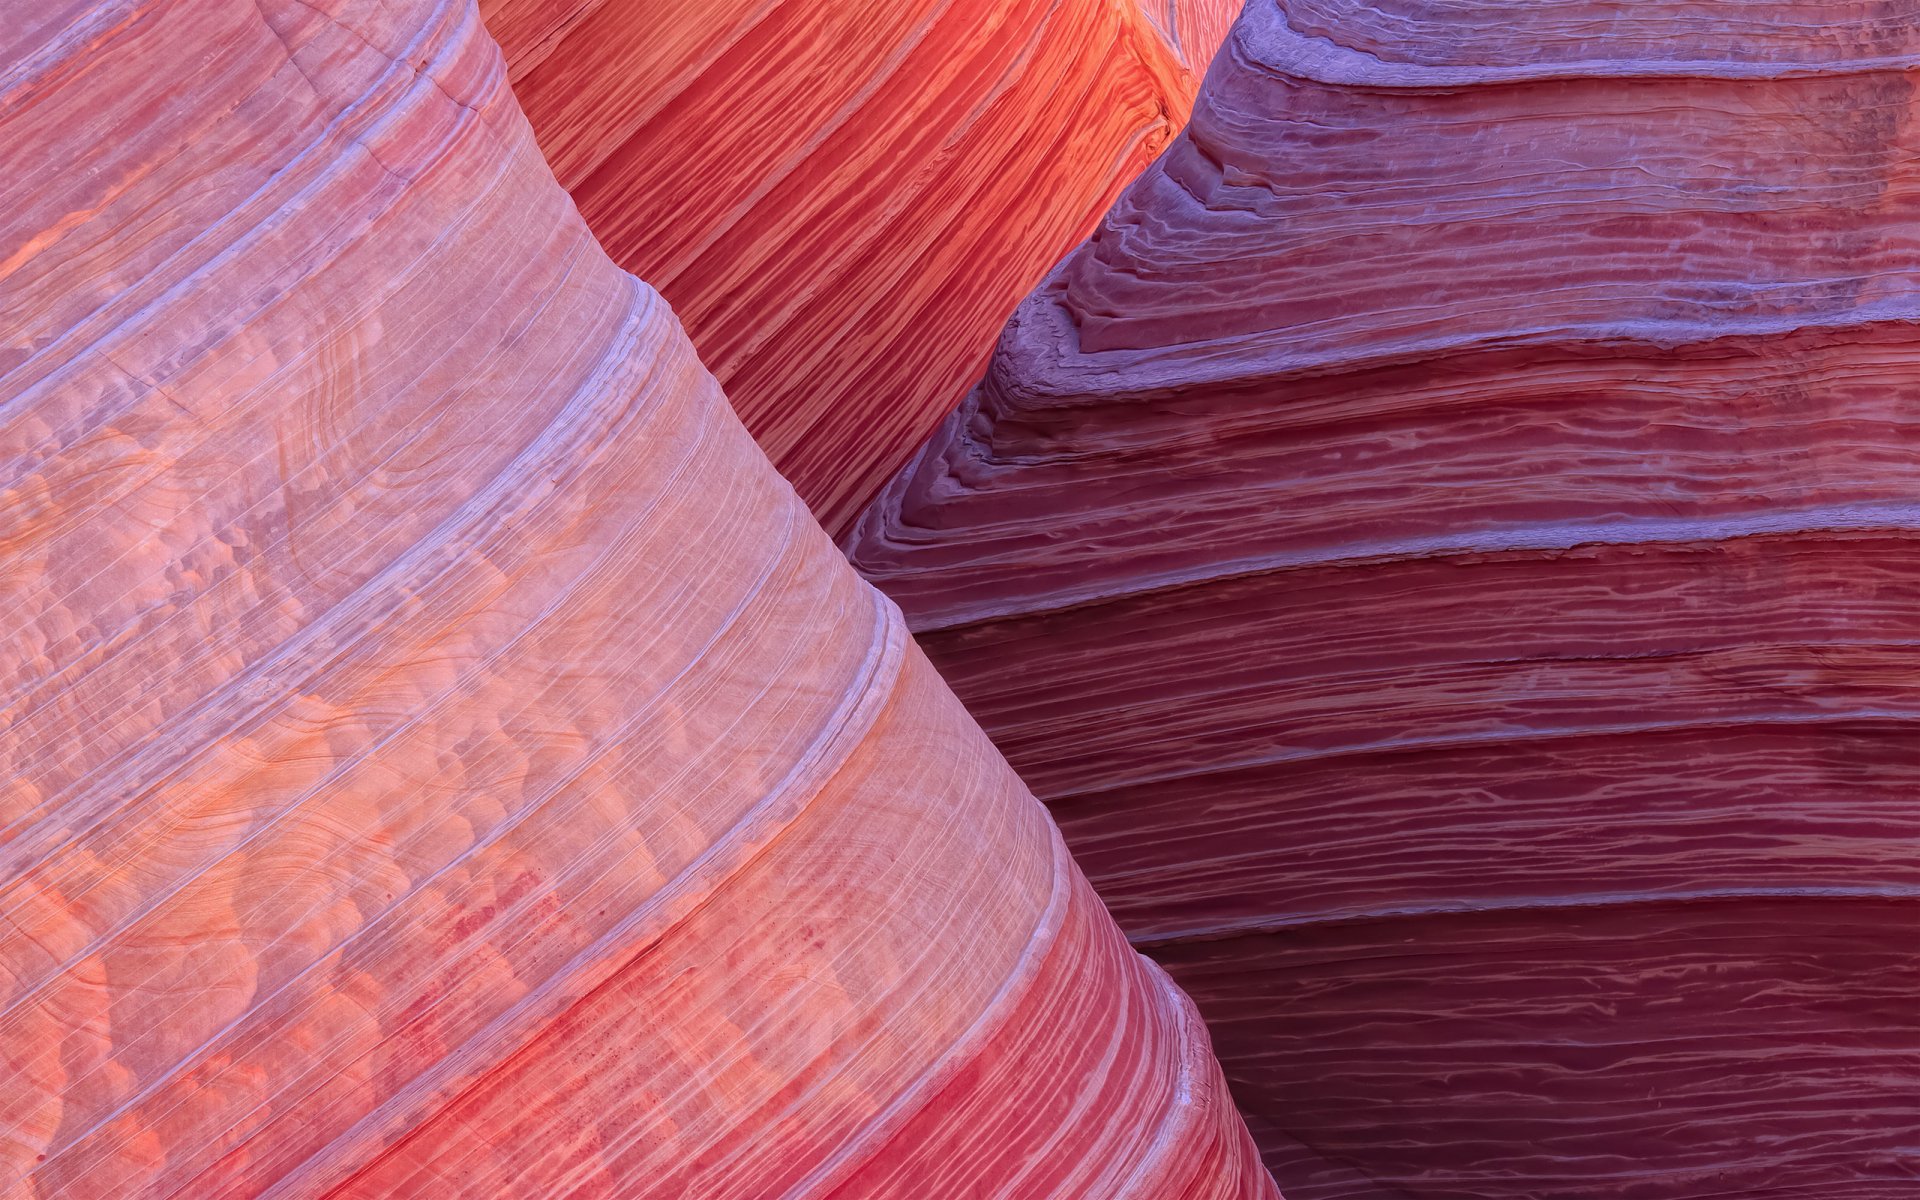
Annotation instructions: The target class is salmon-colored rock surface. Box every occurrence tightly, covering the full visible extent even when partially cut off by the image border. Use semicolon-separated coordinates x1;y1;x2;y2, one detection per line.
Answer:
479;0;1238;533
0;1;1276;1195
849;2;1920;1195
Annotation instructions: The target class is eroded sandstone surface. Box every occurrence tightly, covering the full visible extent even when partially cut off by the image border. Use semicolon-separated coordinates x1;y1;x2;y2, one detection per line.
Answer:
481;0;1239;532
850;2;1920;1195
0;2;1273;1195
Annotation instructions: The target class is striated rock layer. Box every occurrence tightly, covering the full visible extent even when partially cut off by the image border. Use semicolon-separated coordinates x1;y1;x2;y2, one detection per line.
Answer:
849;1;1920;1195
0;2;1275;1196
479;0;1238;533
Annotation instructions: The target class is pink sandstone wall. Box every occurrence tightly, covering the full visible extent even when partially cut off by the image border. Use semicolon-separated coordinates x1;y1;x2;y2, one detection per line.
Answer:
0;1;1274;1195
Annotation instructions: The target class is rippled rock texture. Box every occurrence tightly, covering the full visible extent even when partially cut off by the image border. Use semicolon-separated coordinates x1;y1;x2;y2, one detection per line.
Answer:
849;1;1920;1195
479;0;1237;533
0;1;1276;1195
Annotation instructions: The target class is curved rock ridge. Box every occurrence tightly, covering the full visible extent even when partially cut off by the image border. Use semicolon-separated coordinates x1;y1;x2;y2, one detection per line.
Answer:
0;2;1275;1196
1267;0;1920;72
848;1;1920;1195
477;0;1239;534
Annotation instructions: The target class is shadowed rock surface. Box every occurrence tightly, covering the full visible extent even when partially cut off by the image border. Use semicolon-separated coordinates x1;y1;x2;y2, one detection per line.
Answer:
849;1;1920;1195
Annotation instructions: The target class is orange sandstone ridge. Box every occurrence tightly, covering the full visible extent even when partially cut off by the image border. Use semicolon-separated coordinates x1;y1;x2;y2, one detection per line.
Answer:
850;1;1920;1195
480;0;1238;533
0;1;1275;1196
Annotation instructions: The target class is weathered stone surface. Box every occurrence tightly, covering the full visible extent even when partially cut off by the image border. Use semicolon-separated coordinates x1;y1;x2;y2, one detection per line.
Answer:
481;0;1238;533
0;2;1274;1195
849;2;1920;1195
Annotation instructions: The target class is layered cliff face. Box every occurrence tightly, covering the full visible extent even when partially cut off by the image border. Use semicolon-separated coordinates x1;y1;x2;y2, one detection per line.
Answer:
0;2;1275;1195
849;2;1920;1195
477;0;1238;533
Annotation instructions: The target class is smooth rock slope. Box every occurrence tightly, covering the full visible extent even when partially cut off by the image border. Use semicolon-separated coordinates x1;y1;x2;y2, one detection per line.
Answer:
480;0;1238;533
849;1;1920;1195
0;1;1274;1196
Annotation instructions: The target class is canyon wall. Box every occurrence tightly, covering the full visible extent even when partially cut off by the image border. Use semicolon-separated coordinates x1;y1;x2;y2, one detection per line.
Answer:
0;1;1273;1195
480;0;1238;532
850;2;1920;1195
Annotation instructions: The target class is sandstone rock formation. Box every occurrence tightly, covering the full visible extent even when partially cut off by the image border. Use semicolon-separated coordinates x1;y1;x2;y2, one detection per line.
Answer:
479;0;1238;533
848;2;1920;1195
0;1;1275;1195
